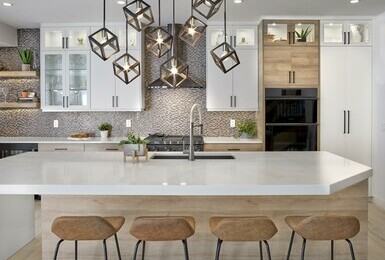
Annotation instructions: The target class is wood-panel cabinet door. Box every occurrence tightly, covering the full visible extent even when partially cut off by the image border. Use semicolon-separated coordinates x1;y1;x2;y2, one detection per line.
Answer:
263;46;292;86
291;46;319;86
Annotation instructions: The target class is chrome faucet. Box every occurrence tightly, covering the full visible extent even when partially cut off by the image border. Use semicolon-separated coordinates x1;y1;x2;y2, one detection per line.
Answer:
188;104;203;161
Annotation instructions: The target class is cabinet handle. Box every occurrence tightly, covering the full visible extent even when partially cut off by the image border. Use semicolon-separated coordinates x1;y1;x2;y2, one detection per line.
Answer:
344;32;347;44
62;96;65;108
343;110;346;134
234;36;237;48
54;148;68;151
292;32;296;44
106;148;119;151
62;37;65;49
348;110;350;134
230;96;233;107
228;149;241;151
293;71;296;84
289;71;292;83
112;96;115;107
66;37;69;49
116;96;119;107
234;96;237;107
288;32;291;44
347;32;351;45
66;96;69;107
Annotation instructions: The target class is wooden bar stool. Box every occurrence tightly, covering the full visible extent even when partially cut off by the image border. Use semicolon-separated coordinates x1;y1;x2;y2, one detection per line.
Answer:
51;216;125;260
129;216;195;260
285;215;360;260
209;216;278;260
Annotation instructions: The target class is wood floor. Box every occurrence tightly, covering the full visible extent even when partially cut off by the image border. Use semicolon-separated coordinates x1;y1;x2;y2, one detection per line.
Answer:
8;201;385;260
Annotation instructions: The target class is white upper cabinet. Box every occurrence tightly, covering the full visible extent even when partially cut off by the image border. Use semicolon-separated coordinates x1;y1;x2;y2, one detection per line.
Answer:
41;27;90;50
206;25;258;111
321;20;371;46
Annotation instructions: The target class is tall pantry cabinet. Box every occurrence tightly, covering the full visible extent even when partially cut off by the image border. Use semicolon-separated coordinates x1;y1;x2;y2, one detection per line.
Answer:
320;20;372;167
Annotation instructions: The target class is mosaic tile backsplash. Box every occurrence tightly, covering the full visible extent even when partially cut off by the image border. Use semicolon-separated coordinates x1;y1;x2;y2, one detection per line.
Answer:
0;29;257;137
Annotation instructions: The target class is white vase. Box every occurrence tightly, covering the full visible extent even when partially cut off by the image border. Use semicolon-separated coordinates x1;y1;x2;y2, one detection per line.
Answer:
240;133;252;139
100;130;108;139
21;64;31;71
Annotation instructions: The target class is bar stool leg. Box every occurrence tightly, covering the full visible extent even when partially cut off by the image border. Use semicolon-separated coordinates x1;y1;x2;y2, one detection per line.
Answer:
182;239;190;260
142;241;146;260
263;241;272;260
346;239;356;260
75;240;78;260
215;239;223;260
286;231;295;260
259;241;263;260
53;239;64;260
133;240;142;260
114;234;122;260
301;238;307;260
103;239;108;260
331;240;334;260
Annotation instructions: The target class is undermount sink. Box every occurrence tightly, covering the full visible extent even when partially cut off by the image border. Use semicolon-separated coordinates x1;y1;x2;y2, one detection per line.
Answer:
151;154;235;160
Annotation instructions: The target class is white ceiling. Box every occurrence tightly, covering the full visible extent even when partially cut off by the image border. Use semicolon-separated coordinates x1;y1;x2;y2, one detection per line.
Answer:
1;0;385;28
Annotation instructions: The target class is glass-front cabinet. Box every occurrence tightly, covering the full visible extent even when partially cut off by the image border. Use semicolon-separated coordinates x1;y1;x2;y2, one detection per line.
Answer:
41;27;90;50
207;25;257;49
263;20;319;46
41;51;90;111
321;20;371;46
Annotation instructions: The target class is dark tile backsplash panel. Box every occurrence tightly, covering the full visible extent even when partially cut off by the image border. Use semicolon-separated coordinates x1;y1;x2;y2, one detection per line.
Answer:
0;29;257;137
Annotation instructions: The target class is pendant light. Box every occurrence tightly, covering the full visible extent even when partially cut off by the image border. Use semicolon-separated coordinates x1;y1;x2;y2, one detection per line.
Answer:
160;0;188;88
89;0;120;61
179;0;207;47
210;0;240;74
193;0;224;20
123;0;154;32
145;0;173;58
113;0;141;84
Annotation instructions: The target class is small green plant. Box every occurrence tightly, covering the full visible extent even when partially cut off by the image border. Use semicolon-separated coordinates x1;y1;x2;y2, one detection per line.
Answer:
98;123;112;131
22;89;29;92
236;119;256;137
295;27;312;41
18;49;33;64
120;131;149;145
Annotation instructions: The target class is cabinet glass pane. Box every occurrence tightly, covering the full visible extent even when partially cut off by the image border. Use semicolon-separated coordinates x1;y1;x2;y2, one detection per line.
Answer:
68;54;88;106
294;23;315;43
209;29;229;46
45;54;63;106
235;28;255;46
349;23;370;44
119;28;138;48
68;29;88;48
266;23;288;43
323;23;343;43
44;30;64;48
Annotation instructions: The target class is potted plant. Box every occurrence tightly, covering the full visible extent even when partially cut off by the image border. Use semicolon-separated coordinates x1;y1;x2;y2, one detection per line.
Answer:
295;27;312;42
236;119;256;139
98;123;112;139
18;49;33;71
120;131;149;156
20;89;29;98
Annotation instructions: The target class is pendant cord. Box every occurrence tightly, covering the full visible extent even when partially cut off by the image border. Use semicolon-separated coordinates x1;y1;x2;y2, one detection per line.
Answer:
172;0;175;54
158;0;161;26
191;0;193;16
224;0;227;43
103;0;106;28
126;0;128;53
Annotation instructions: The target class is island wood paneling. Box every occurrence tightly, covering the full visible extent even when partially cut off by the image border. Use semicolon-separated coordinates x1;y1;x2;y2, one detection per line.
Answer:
41;180;368;260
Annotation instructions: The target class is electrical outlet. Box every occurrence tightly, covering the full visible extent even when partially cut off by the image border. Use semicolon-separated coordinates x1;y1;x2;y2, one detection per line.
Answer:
230;119;236;128
126;119;132;128
53;120;58;128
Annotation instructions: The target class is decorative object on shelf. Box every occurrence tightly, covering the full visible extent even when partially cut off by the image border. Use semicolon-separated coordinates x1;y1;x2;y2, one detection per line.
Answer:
68;133;92;140
18;48;32;71
179;0;207;47
123;0;154;32
210;0;240;74
295;26;312;42
193;0;224;20
98;123;112;139
89;0;120;61
236;119;256;139
145;0;173;58
0;86;9;103
113;0;141;85
120;131;149;162
20;89;29;98
160;0;189;88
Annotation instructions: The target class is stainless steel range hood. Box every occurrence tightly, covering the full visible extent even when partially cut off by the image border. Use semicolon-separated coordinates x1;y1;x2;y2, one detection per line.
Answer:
147;24;204;89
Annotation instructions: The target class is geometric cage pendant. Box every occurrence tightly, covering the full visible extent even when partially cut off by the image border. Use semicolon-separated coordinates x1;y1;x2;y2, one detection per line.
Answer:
210;41;240;74
123;0;155;32
113;53;141;84
89;28;120;61
193;0;224;20
146;27;173;58
179;15;207;47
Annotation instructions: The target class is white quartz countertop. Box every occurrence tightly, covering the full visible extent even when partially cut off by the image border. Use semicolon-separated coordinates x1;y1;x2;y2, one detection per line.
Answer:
0;151;371;196
0;137;262;144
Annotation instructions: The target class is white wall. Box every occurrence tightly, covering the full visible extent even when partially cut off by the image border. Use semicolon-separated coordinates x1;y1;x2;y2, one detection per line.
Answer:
0;21;17;47
372;12;385;209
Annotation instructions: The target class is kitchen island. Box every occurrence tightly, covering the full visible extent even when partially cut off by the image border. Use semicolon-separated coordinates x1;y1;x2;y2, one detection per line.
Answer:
0;151;372;259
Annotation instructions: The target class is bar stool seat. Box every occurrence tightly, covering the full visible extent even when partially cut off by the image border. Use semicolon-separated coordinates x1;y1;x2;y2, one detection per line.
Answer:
285;215;360;260
51;216;125;260
210;216;278;260
129;216;195;260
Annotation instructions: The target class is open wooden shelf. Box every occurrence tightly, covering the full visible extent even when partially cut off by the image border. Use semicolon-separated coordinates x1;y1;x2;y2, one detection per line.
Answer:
0;102;40;109
0;71;38;78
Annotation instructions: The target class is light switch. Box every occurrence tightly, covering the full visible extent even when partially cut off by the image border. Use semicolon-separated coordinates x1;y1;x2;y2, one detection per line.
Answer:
53;120;58;128
230;119;236;128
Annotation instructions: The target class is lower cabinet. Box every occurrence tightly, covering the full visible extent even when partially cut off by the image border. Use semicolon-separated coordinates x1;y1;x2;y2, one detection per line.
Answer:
38;144;85;152
204;143;262;151
84;144;122;152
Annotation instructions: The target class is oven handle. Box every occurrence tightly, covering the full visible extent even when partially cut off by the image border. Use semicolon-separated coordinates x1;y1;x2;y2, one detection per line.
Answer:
344;110;346;134
265;97;318;100
265;123;318;126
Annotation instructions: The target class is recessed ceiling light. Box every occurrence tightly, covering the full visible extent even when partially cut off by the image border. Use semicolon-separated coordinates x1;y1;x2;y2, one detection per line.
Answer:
350;0;359;3
2;2;13;6
117;0;125;4
234;0;244;3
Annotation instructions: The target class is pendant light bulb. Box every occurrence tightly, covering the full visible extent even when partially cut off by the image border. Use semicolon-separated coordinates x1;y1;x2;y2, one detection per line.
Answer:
171;66;178;75
188;27;196;35
179;0;207;46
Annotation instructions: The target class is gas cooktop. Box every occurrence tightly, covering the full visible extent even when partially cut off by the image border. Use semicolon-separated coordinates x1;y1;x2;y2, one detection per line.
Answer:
144;134;204;152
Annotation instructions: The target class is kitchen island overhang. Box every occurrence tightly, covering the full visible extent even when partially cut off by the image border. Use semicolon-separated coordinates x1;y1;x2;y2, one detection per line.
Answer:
0;151;372;260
